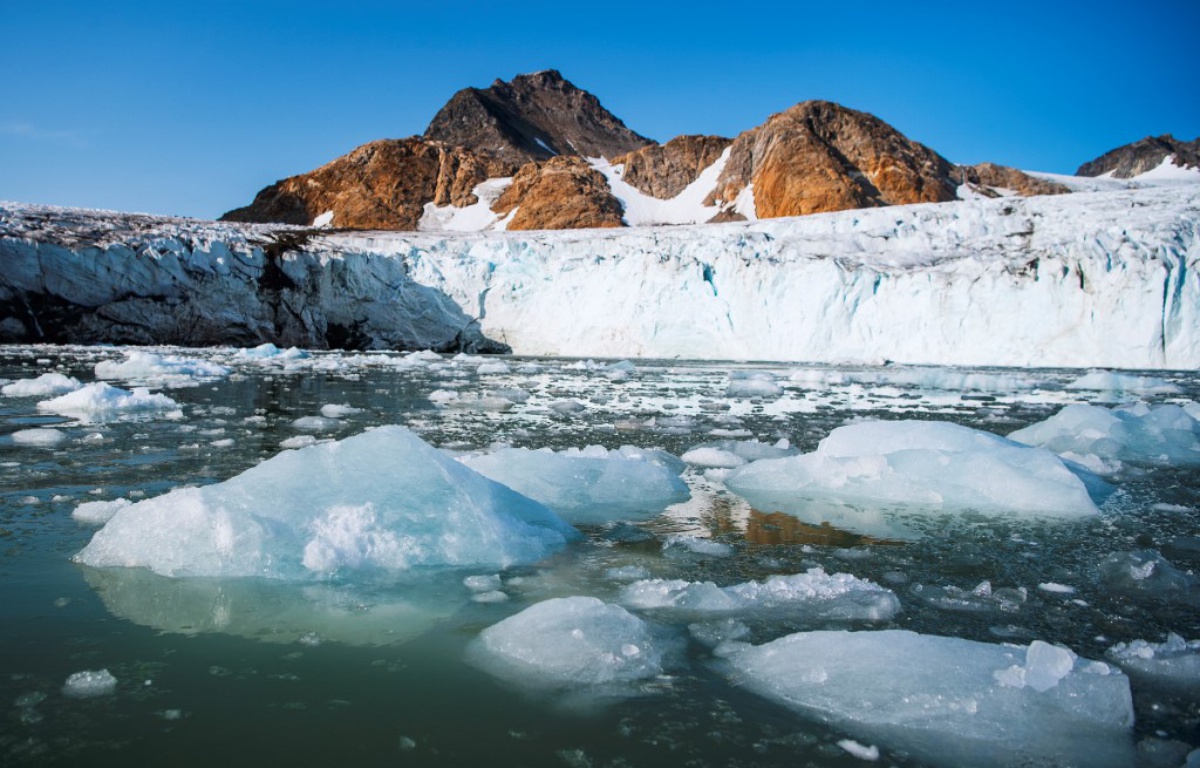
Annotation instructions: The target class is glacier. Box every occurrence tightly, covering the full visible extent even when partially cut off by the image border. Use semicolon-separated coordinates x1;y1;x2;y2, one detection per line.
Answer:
2;184;1199;367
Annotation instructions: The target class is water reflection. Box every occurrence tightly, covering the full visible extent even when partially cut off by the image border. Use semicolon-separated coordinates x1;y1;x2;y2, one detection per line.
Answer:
80;566;462;646
744;510;899;548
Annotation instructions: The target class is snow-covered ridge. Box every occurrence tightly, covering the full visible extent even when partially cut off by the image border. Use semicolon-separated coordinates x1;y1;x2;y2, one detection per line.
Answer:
3;186;1199;368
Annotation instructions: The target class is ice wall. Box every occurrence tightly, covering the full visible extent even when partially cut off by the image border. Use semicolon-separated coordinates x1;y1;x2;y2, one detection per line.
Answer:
4;185;1198;367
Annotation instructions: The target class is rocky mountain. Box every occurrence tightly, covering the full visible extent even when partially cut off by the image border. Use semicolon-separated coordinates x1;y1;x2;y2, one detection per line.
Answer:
423;69;652;166
221;138;510;230
1077;134;1200;178
222;72;1080;232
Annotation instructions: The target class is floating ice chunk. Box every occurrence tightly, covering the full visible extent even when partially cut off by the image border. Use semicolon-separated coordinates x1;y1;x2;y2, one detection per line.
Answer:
236;343;309;360
2;372;82;397
1008;403;1200;471
1097;550;1196;601
476;361;511;375
37;382;180;421
72;498;133;525
280;435;319;449
726;420;1107;525
994;640;1077;692
464;574;502;593
621;567;899;622
320;403;363;418
74;426;578;578
725;371;782;398
914;582;1028;613
1107;634;1200;691
683;438;797;468
1066;371;1181;395
681;447;745;468
63;669;117;698
1039;582;1076;594
10;428;66;447
460;446;689;524
95;351;229;382
291;416;343;432
468;596;668;689
724;630;1134;768
837;739;880;761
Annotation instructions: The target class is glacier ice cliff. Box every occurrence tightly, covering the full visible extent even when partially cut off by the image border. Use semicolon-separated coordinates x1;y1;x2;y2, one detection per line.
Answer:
2;186;1198;367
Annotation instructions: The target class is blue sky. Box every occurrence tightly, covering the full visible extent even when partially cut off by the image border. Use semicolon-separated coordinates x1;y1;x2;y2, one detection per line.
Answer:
2;1;1197;219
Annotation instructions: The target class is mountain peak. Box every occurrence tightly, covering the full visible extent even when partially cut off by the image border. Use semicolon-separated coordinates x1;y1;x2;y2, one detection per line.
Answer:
1077;134;1200;178
424;71;652;166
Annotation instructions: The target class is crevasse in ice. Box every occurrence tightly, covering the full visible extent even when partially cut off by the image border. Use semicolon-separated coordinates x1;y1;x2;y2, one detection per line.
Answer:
74;426;579;578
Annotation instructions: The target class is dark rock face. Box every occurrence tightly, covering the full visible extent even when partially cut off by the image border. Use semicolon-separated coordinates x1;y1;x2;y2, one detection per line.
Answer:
708;101;958;218
424;70;653;166
221;138;511;230
611;135;732;199
955;163;1072;197
1077;135;1200;178
491;156;625;231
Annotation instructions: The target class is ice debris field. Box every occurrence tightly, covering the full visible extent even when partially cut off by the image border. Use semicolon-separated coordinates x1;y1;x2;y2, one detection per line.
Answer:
1;344;1198;767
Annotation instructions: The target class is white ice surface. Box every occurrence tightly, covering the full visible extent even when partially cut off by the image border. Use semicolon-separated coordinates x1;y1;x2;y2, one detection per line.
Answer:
1107;633;1200;691
591;149;729;227
619;567;899;622
468;596;667;689
62;669;118;698
417;178;513;233
460;446;688;523
725;421;1105;532
1;372;82;397
95;350;229;382
10;427;66;447
6;185;1200;367
725;629;1134;768
1009;402;1200;471
74;426;579;578
37;382;180;421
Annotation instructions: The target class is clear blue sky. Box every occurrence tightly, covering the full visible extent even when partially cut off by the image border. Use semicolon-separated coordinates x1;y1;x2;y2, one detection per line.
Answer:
3;0;1197;220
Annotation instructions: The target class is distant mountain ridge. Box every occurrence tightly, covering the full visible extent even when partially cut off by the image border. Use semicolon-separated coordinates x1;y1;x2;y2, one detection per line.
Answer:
220;71;1125;232
1076;134;1200;178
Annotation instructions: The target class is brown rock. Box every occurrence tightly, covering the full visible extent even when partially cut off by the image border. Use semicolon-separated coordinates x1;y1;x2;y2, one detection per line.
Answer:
425;70;653;167
492;156;625;231
1077;134;1200;178
221;138;513;229
708;100;957;218
610;135;732;199
955;163;1071;197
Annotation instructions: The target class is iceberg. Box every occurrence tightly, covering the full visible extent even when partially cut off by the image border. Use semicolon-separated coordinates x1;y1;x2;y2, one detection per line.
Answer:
94;350;230;382
1;372;82;397
619;567;900;622
724;421;1108;535
1008;402;1200;471
37;382;180;421
1065;371;1181;395
724;630;1134;768
74;426;579;578
1107;634;1200;692
460;446;689;523
467;596;670;690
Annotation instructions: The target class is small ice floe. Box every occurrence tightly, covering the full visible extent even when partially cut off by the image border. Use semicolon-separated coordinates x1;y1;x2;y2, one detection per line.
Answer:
725;420;1109;533
620;567;899;622
476;361;511;375
2;372;82;397
236;343;310;360
723;630;1134;768
662;535;733;558
1106;633;1200;691
914;581;1027;613
95;351;229;384
1038;582;1077;595
291;416;343;432
280;435;320;450
1097;550;1196;602
1065;371;1181;395
466;596;670;691
460;445;689;523
74;426;578;578
837;739;880;761
37;382;180;421
1008;402;1200;471
63;669;118;698
9;428;66;447
320;403;363;418
725;371;782;398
